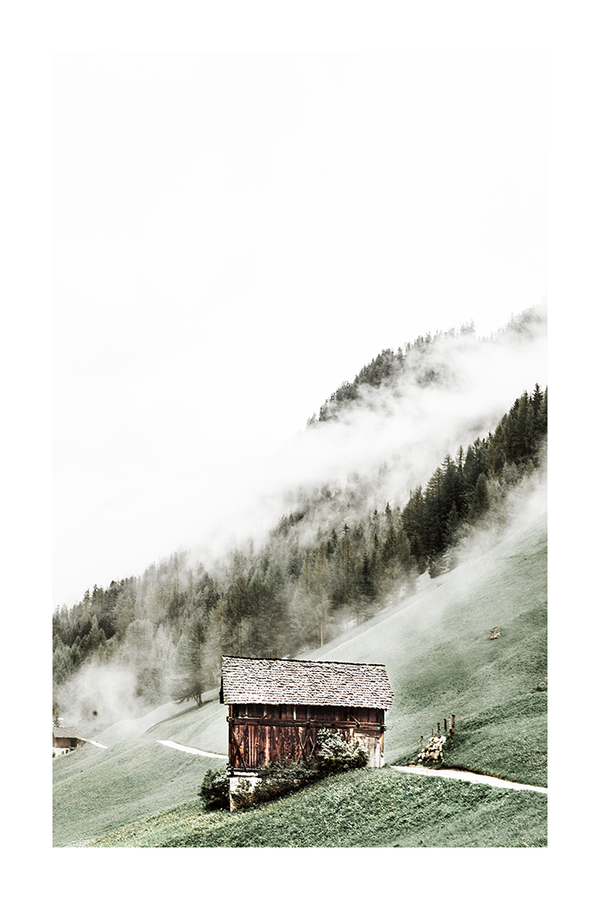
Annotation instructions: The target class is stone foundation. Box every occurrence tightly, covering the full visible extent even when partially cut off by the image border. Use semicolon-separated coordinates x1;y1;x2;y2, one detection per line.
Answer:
228;774;262;811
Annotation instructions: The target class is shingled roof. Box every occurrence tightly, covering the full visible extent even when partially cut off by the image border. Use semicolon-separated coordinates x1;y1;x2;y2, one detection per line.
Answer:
221;656;394;709
52;725;82;740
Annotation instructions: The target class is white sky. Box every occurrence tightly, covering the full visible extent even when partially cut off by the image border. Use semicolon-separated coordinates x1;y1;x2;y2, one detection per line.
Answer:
53;52;547;605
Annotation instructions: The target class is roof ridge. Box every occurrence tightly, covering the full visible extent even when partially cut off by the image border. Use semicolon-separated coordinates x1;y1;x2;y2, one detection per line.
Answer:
221;655;387;667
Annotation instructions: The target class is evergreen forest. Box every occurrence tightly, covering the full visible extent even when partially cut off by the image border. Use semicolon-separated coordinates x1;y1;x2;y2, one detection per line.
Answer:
52;308;547;730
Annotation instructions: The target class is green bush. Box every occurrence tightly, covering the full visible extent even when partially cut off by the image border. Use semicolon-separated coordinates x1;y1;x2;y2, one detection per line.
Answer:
315;728;369;775
198;768;229;810
252;759;320;804
203;729;370;812
244;729;369;808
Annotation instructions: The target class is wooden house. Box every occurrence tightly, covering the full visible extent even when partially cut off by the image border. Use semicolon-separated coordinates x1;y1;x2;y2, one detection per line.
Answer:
52;725;83;754
220;656;394;792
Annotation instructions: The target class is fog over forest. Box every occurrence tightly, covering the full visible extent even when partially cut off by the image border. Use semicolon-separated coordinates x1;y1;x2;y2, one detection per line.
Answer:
53;52;546;610
53;306;547;733
232;306;548;553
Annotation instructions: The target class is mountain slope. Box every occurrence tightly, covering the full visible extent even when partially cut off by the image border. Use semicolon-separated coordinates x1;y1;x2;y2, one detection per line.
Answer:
306;510;547;785
53;303;547;724
52;510;546;846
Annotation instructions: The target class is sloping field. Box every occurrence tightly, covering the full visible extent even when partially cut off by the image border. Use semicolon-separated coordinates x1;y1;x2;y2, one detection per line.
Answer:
308;511;548;786
52;695;227;846
53;512;546;847
89;767;547;848
84;697;198;744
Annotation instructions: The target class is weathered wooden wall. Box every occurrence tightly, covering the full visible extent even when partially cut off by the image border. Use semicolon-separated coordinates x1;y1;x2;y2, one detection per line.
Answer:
228;703;386;773
53;736;79;749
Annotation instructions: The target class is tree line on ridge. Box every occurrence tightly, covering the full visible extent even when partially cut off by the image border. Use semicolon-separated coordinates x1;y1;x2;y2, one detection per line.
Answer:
52;314;547;726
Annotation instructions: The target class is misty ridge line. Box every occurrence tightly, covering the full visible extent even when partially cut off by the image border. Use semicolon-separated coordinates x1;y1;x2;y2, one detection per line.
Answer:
215;305;547;557
305;306;545;428
53;458;546;735
53;305;546;733
178;304;547;581
54;304;547;605
56;303;547;600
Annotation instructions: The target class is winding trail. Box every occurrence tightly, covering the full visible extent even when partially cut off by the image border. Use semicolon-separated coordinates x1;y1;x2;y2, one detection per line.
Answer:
156;740;227;759
155;742;547;794
390;765;547;794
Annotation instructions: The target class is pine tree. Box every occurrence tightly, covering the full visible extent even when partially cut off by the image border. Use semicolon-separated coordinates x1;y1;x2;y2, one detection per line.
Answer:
514;391;535;463
424;467;445;559
359;551;376;612
464;437;489;489
245;566;289;658
469;472;490;520
172;611;206;705
443;502;460;553
531;383;544;418
79;614;106;657
401;486;427;573
328;528;357;611
368;533;382;603
224;575;250;657
535;387;548;442
292;546;332;648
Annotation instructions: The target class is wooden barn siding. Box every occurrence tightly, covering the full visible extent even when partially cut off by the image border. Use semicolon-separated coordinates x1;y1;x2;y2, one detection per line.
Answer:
228;703;384;773
53;736;79;748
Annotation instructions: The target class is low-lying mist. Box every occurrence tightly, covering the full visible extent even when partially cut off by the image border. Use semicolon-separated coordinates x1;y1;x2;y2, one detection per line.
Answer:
54;307;547;734
55;662;143;735
191;307;547;566
449;456;547;572
54;619;179;735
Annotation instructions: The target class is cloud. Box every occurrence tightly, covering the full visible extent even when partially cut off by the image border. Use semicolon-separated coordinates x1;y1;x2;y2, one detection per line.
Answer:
53;53;546;605
194;308;548;556
54;661;141;734
54;306;546;603
54;309;547;732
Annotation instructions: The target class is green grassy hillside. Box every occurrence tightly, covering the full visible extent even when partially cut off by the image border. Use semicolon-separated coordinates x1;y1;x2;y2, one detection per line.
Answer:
52;696;228;846
310;510;548;787
89;767;547;848
53;512;546;847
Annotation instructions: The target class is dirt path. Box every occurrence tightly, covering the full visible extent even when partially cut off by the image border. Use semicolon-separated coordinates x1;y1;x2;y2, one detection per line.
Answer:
390;764;547;794
156;739;227;759
155;741;547;794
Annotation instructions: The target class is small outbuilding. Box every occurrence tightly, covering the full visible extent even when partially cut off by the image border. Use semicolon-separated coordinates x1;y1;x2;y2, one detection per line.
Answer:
52;725;83;754
220;655;394;793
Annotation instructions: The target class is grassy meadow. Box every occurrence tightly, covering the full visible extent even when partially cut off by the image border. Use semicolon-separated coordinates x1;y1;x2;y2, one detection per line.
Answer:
52;698;227;846
311;510;548;787
53;512;547;848
88;767;547;848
